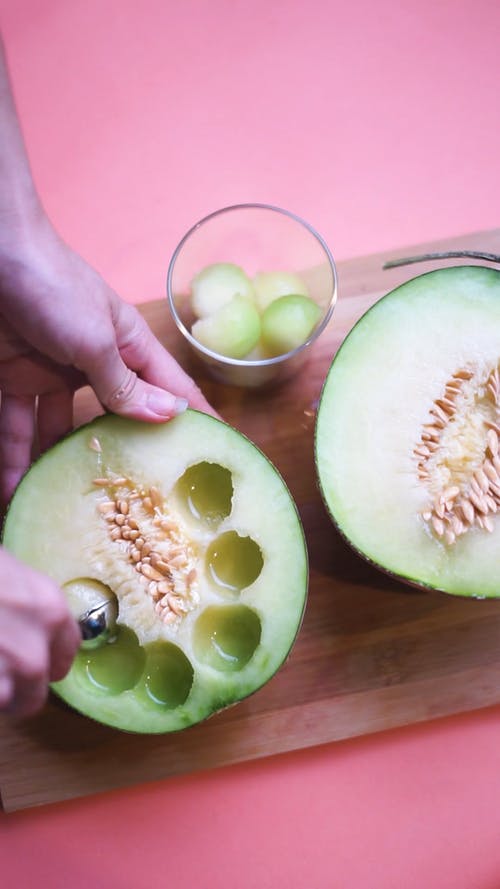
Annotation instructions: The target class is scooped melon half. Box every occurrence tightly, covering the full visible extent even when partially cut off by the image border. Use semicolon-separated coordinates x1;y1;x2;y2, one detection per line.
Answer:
315;265;500;598
2;411;307;732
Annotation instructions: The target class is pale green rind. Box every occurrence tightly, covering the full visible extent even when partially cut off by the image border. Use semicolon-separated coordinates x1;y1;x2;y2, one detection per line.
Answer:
3;410;308;732
315;265;500;598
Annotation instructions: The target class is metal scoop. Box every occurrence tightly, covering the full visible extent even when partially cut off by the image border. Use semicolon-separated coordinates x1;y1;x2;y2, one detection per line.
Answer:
78;598;118;649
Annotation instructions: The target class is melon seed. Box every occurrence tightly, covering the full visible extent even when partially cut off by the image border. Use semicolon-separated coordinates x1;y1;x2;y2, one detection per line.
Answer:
95;473;198;627
415;363;500;544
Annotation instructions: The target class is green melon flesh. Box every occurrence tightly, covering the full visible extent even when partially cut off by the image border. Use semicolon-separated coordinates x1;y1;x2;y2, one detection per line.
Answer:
252;271;309;313
188;263;320;360
261;294;322;356
191;294;261;358
3;411;307;732
315;265;500;598
190;263;254;318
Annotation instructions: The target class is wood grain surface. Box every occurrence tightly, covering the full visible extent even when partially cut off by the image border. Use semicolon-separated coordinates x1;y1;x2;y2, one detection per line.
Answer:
2;228;500;813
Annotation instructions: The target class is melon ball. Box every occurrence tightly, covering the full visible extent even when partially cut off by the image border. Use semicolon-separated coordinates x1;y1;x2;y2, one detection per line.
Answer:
261;294;322;356
192;294;261;359
191;263;255;319
252;271;309;313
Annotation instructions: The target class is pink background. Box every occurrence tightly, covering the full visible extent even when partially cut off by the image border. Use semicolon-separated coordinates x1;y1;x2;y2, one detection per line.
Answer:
2;1;500;886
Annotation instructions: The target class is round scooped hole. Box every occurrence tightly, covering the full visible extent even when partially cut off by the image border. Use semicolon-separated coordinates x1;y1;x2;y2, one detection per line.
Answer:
205;531;263;593
174;461;233;527
193;605;262;672
137;642;194;708
76;626;146;695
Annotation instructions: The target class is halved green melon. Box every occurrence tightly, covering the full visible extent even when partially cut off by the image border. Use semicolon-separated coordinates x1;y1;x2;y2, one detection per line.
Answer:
315;265;500;598
3;411;307;732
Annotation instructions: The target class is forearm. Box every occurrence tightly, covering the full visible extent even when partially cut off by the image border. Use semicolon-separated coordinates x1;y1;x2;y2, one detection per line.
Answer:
0;33;45;259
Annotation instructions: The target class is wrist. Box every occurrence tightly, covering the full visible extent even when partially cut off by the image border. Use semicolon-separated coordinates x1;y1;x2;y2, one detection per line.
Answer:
0;194;50;263
0;203;62;305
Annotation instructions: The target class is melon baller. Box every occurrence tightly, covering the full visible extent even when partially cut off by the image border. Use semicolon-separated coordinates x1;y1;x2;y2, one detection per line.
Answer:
78;598;118;649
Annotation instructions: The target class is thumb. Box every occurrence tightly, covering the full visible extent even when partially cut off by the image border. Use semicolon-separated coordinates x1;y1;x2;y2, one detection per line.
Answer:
85;348;189;421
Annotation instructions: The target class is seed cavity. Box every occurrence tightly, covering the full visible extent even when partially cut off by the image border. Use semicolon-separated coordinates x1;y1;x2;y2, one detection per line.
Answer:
93;477;199;627
415;364;500;544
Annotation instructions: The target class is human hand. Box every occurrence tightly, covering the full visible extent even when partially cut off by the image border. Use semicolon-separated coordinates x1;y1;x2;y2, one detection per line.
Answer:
0;218;216;509
0;33;216;719
0;547;81;717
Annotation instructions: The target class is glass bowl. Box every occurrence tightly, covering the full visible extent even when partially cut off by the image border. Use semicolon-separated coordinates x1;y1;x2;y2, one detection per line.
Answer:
166;203;337;388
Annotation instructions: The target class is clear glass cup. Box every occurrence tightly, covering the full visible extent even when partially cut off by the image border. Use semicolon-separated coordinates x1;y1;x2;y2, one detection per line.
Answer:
166;203;337;388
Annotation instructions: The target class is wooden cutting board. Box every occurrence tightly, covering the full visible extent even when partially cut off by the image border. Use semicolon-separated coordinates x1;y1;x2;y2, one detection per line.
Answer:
2;228;500;813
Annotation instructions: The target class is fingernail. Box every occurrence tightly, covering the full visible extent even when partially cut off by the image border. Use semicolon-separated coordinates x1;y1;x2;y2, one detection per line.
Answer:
147;390;188;418
174;397;189;415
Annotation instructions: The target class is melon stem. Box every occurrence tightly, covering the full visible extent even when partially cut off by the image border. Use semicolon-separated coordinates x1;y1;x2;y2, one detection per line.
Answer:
383;250;500;270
